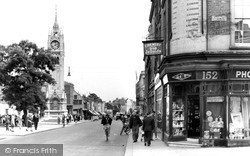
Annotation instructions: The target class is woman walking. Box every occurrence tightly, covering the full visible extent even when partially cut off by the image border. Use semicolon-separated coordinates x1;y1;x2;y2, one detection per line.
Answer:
26;114;33;132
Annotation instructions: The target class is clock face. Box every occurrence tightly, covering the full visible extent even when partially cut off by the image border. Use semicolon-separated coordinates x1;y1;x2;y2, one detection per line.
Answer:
50;40;60;50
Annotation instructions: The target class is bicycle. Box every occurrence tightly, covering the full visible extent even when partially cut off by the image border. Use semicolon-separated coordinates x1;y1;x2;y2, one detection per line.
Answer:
123;123;130;135
103;124;110;141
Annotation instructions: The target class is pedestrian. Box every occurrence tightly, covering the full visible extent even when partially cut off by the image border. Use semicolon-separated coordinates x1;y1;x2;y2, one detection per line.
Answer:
22;115;25;127
33;112;39;130
26;114;33;132
57;115;61;124
129;110;142;143
62;114;66;128
17;114;22;130
120;115;129;135
74;115;78;124
142;112;155;146
66;115;69;124
10;114;15;132
5;113;10;131
101;113;113;141
69;114;72;123
151;111;157;140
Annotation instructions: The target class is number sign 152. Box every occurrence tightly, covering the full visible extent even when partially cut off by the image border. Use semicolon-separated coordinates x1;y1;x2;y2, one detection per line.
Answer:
202;71;218;80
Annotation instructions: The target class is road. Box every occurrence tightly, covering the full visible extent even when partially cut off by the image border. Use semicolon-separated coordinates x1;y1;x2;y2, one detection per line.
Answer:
0;120;128;156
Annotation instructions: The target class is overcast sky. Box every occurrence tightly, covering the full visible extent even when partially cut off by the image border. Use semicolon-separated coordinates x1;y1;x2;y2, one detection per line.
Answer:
0;0;151;102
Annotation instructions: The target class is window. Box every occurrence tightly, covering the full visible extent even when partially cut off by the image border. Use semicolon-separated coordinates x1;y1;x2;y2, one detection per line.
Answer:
229;97;250;139
74;95;77;99
234;0;250;45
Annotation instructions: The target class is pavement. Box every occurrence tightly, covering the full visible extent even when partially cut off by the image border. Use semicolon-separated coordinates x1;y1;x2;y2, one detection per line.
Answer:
0;119;88;138
124;130;173;156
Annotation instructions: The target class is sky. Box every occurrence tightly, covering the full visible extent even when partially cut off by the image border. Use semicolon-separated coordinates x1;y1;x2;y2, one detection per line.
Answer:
0;0;151;102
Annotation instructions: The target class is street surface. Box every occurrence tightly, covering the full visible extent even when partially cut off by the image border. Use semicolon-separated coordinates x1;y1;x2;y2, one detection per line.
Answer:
0;120;128;156
1;119;250;156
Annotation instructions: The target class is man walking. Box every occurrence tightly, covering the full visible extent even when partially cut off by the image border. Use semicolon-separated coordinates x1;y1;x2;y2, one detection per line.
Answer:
151;111;157;140
5;113;10;131
142;112;155;146
33;112;39;130
129;110;142;143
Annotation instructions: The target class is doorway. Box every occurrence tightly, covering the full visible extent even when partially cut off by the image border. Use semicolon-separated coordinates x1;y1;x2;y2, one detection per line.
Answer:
187;95;200;138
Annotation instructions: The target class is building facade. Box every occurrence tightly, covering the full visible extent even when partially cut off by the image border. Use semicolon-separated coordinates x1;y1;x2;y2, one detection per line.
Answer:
136;71;146;114
44;9;67;120
145;0;250;147
73;90;84;118
64;81;74;115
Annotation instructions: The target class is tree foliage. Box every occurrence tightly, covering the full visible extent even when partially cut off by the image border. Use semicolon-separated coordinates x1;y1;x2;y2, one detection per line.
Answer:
0;40;59;113
87;93;102;103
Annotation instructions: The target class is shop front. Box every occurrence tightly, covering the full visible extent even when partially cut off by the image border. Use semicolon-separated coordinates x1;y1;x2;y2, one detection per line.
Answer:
154;73;163;140
160;60;250;147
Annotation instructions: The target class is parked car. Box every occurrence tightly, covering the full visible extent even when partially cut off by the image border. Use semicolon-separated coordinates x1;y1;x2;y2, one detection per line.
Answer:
115;112;121;120
115;112;125;120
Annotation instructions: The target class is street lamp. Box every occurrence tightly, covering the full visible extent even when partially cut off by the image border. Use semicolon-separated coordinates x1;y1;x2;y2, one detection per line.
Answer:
67;66;71;76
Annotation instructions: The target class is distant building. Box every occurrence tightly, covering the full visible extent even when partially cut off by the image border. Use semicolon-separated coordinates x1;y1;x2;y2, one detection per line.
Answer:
136;71;145;114
73;91;84;118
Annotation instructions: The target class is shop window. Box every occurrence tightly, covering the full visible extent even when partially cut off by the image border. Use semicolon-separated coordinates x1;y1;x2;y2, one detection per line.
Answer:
234;0;250;45
172;97;185;136
156;87;163;134
165;85;170;136
229;97;250;140
166;96;169;136
204;96;225;139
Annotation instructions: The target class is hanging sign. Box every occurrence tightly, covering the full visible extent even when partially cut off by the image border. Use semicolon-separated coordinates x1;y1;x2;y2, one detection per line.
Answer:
142;40;163;56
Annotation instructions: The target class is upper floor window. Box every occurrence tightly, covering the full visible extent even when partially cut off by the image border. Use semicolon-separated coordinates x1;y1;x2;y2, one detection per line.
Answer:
74;95;77;99
234;0;250;45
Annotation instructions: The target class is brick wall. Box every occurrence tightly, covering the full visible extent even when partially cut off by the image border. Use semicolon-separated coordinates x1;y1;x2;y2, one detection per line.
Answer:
207;0;231;35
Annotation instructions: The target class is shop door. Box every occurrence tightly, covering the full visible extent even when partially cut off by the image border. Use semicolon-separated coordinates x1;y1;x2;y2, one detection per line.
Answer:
187;95;200;138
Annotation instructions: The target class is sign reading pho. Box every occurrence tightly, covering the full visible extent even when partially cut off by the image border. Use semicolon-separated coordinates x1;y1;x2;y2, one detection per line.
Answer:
142;40;163;56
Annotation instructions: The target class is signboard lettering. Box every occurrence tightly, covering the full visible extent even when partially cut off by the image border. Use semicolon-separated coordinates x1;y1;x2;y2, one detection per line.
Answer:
211;16;227;21
196;71;220;80
142;40;163;56
207;96;224;102
202;71;218;80
236;71;250;78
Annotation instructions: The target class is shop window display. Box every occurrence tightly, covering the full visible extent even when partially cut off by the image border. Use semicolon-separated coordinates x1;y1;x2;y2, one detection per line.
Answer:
172;97;185;136
204;97;224;139
166;96;169;136
229;97;250;140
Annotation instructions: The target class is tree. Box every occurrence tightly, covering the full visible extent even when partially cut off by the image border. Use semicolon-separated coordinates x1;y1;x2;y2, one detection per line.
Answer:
87;93;102;103
0;40;58;125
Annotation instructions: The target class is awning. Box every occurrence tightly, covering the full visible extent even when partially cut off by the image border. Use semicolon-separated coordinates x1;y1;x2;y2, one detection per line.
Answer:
92;110;100;116
86;110;97;116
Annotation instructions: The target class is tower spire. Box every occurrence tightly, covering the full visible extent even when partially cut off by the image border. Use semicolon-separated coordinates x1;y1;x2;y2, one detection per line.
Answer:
55;5;57;23
53;5;59;30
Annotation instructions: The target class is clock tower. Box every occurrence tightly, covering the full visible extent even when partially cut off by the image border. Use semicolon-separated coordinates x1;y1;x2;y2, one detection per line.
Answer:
44;7;67;120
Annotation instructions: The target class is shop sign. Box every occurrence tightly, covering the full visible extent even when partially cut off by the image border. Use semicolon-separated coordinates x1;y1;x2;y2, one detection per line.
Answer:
154;73;161;89
197;71;220;80
235;70;250;79
207;96;224;102
168;71;195;81
142;40;163;56
228;70;250;79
